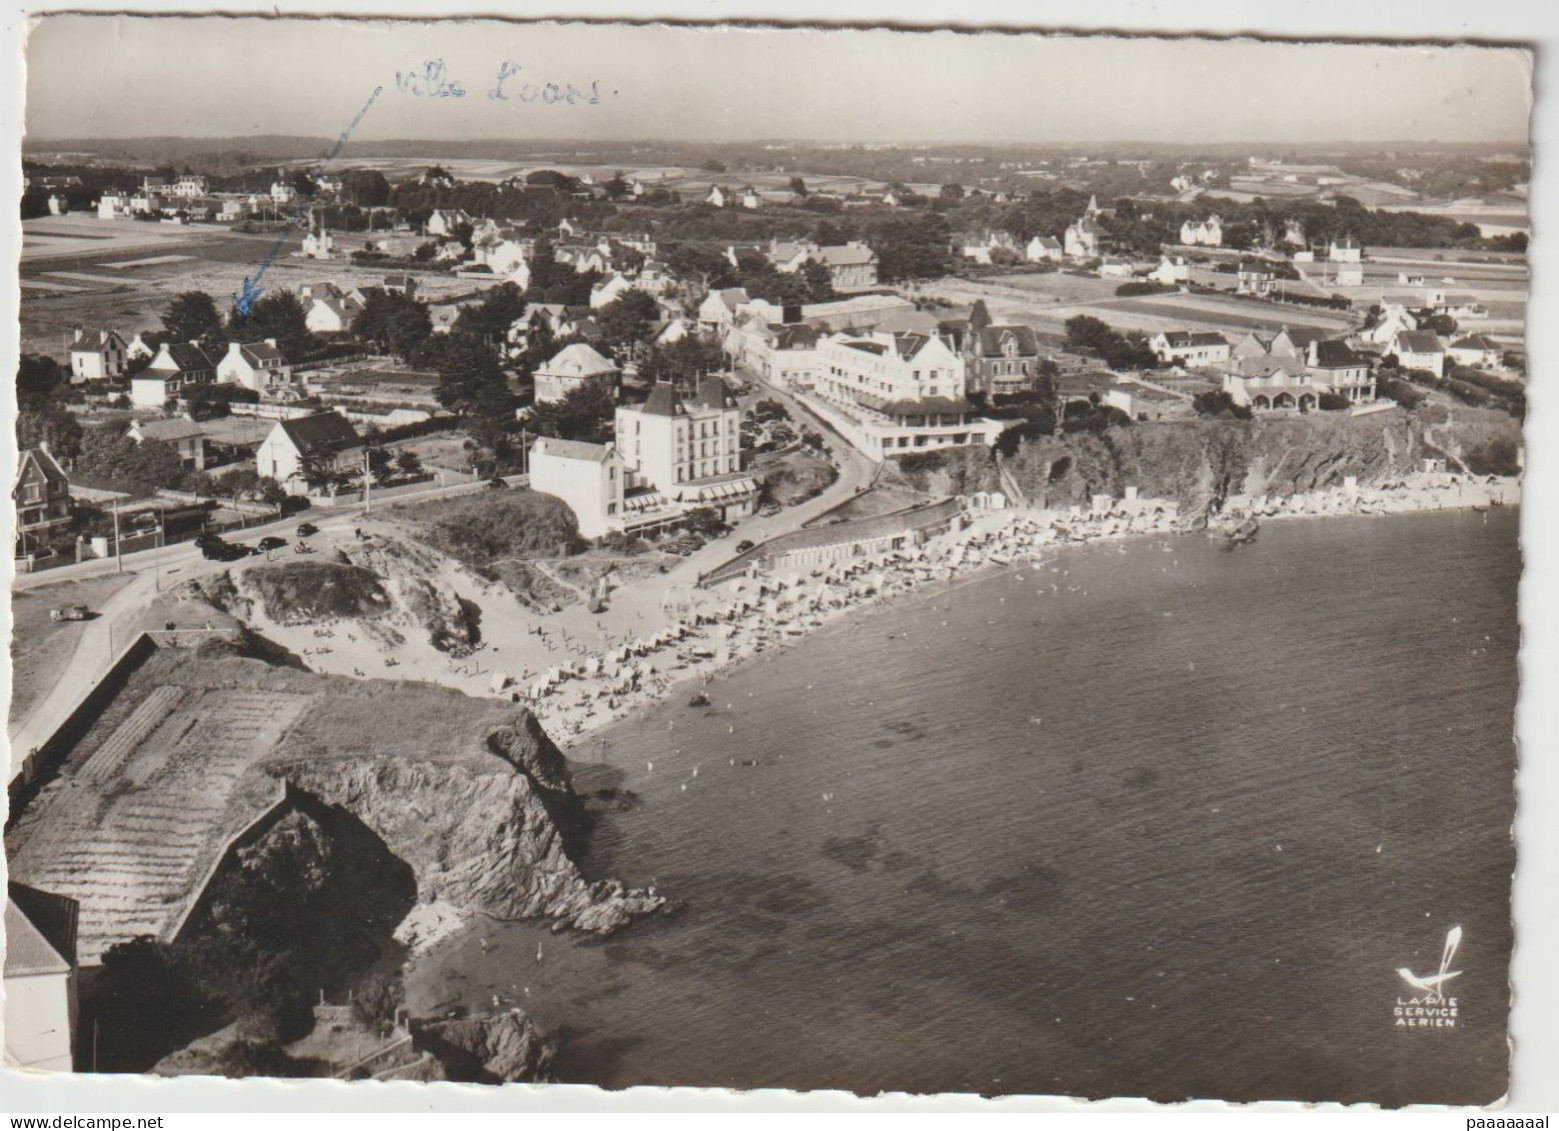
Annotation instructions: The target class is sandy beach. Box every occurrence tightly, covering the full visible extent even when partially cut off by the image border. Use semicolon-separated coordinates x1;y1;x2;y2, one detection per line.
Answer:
245;470;1517;764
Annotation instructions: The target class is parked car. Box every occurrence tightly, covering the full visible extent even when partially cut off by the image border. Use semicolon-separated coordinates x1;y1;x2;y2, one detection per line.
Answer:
257;536;287;552
486;476;508;490
758;503;781;518
296;522;319;537
50;604;90;622
735;540;755;553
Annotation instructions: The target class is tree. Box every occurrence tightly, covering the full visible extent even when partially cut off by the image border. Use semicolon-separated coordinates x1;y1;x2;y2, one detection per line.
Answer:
228;291;315;360
639;335;725;388
1318;391;1352;411
163;290;226;356
395;448;424;477
939;182;965;204
1192;391;1253;420
355;288;431;361
681;507;730;537
813;219;848;246
603;170;631;200
465;380;519;468
789;176;808;198
452;283;527;349
799;260;836;303
435;334;505;414
871;215;954;282
342;169;391;208
1064;315;1114;352
527;380;616;443
17;353;65;412
595;289;660;355
17;403;84;459
91;937;218;1072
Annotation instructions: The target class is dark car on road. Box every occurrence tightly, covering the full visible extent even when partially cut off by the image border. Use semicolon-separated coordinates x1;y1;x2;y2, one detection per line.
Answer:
257;536;287;552
296;522;319;537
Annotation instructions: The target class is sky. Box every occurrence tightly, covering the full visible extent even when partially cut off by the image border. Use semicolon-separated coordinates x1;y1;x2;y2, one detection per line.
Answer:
24;15;1533;146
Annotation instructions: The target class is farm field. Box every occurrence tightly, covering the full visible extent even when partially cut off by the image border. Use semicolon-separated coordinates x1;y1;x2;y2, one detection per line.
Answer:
1097;295;1355;333
18;215;488;359
926;275;1358;339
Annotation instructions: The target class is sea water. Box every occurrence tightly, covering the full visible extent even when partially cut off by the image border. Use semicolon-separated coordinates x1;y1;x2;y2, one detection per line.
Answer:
415;508;1519;1104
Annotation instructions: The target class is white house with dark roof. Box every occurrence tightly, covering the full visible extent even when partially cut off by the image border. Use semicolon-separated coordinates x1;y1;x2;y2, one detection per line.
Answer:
534;343;621;405
1447;334;1503;369
1149;330;1231;367
1222;361;1322;411
127;415;208;470
426;208;473;237
170;173;207;199
4;884;80;1072
1180;216;1224;246
257;412;364;495
217;339;295;394
528;437;628;538
615;377;759;520
1026;235;1064;263
1148;256;1191;285
1363;304;1419;347
1390;330;1446;378
69;328;128;382
305;291;365;335
130;341;215;409
1304;340;1375;403
697;287;752;335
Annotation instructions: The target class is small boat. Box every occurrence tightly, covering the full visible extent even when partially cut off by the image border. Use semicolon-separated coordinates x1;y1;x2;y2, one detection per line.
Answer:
688;690;711;708
1471;504;1488;514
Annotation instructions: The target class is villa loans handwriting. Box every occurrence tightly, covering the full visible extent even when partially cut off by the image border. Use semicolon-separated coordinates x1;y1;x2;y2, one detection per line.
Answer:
396;59;604;105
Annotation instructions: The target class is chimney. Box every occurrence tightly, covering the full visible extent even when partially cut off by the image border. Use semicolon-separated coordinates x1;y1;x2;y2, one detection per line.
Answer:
265;338;278;349
72;326;84;344
227;341;243;358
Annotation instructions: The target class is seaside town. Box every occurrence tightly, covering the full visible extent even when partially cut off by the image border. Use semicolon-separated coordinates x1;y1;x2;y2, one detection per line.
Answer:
5;22;1529;1102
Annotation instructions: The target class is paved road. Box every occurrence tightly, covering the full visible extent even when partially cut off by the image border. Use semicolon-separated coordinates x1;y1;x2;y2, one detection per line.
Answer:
7;472;517;781
545;370;879;645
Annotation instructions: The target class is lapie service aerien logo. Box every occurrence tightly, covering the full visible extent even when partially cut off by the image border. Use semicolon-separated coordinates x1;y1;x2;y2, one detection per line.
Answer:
1394;924;1463;1029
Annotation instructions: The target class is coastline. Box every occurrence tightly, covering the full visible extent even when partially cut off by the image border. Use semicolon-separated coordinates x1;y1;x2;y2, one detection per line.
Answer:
520;471;1520;754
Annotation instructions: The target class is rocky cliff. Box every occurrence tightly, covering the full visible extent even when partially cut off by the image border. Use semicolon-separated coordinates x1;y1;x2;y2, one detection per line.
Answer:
892;408;1520;522
264;688;662;933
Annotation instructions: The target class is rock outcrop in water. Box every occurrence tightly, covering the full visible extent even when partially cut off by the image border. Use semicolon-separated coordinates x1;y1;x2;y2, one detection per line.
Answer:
411;1011;557;1083
265;692;662;932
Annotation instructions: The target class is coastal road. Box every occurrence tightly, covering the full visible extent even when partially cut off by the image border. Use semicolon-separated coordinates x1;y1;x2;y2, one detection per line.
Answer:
6;471;523;781
545;368;879;646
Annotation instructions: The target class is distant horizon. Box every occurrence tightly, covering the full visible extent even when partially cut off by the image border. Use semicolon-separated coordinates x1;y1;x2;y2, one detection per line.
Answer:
23;136;1535;149
25;17;1533;148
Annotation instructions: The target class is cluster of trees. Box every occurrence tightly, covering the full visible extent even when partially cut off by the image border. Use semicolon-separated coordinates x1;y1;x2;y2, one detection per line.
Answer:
160;288;319;363
1192;391;1255;421
1383;359;1526;418
1063;315;1160;370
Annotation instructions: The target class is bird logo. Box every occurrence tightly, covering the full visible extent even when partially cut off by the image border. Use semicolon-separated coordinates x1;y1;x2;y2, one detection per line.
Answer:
1397;925;1463;1003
